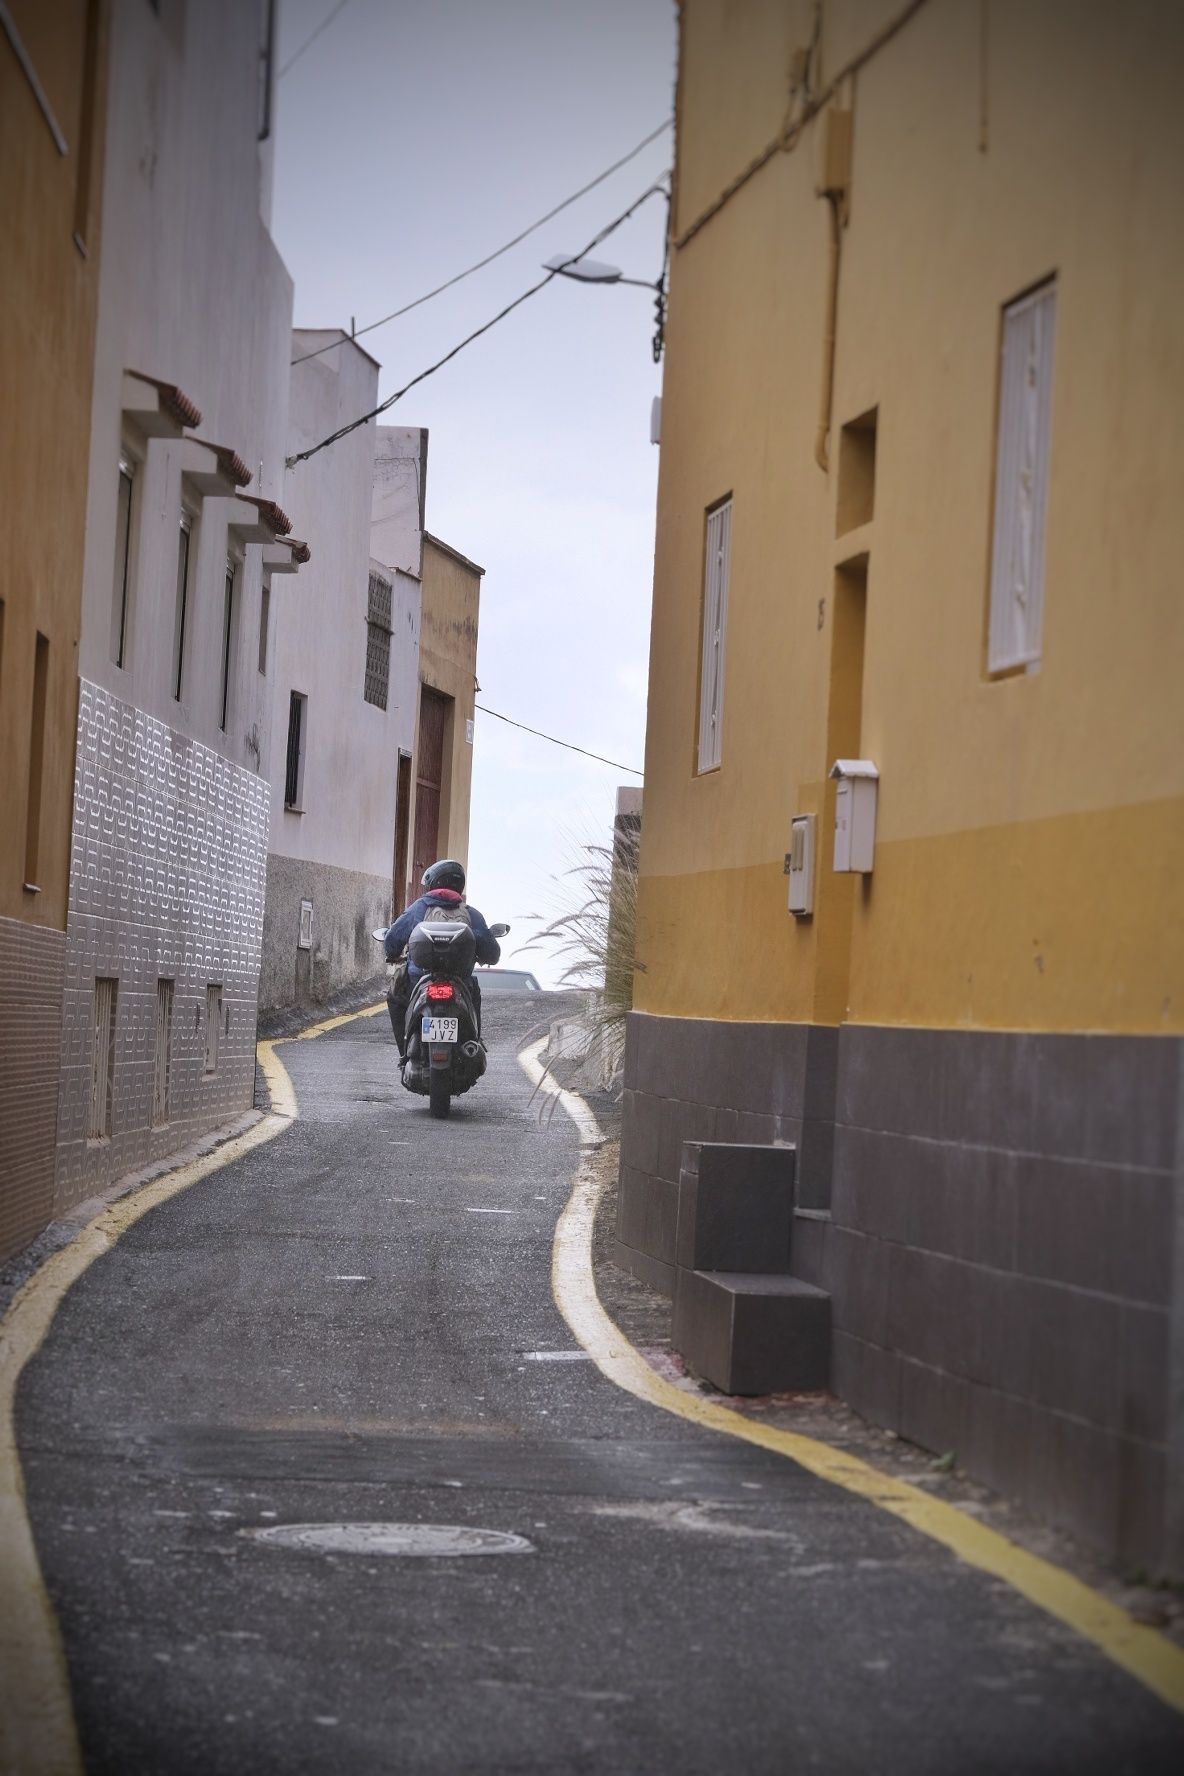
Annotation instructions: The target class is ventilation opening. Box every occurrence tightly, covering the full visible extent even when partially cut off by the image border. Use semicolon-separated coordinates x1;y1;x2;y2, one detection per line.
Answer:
89;977;117;1140
153;979;174;1126
836;407;878;536
24;632;49;888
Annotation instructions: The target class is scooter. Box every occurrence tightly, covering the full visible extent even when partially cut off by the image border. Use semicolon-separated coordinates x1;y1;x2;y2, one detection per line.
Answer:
373;918;510;1118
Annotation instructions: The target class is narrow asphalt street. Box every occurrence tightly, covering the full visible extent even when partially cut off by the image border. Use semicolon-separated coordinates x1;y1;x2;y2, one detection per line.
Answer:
14;1000;1184;1774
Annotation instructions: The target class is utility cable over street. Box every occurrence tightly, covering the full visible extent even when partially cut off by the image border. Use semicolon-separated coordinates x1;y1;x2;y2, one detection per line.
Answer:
475;704;643;777
290;119;673;367
286;179;669;468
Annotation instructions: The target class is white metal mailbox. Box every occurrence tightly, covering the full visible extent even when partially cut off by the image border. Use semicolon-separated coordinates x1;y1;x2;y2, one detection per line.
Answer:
830;759;879;873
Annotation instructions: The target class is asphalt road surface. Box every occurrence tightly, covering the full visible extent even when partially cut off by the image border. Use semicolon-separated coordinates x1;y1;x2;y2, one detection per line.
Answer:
16;998;1184;1774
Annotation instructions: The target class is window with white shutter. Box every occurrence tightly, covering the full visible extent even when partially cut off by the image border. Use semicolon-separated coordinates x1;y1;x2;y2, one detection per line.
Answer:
697;498;732;773
987;281;1057;673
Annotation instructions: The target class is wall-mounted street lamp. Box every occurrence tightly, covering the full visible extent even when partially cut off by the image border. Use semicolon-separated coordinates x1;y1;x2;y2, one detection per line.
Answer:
543;250;668;363
543;254;655;290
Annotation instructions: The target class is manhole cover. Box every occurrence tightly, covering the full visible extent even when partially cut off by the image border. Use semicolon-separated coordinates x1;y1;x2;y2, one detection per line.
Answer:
240;1522;534;1557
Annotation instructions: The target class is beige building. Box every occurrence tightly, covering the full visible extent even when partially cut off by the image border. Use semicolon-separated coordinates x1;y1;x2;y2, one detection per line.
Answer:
409;534;484;893
621;0;1184;1570
0;1;107;1259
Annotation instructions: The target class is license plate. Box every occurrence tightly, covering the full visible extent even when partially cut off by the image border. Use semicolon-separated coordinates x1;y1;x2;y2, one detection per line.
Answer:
421;1016;458;1043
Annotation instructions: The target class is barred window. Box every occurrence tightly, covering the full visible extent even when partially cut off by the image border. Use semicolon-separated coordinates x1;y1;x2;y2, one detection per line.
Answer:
364;569;392;709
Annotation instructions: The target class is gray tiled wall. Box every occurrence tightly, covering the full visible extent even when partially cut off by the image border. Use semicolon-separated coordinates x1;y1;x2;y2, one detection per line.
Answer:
617;1009;1182;1570
0;917;66;1259
55;680;269;1210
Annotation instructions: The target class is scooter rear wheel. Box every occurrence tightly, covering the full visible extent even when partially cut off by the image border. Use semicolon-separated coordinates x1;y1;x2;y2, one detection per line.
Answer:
428;1071;451;1119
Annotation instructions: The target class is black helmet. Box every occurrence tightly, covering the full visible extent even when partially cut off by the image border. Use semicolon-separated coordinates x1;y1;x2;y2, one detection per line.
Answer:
422;858;466;894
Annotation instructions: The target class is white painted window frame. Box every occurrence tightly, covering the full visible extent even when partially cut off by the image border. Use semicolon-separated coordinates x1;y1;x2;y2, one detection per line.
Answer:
697;497;732;773
987;280;1057;674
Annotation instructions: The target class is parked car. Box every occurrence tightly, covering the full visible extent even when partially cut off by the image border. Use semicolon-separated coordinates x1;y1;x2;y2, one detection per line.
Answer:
475;967;542;991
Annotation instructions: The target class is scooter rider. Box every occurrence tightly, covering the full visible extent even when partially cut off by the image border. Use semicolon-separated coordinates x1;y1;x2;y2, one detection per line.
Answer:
383;860;501;1053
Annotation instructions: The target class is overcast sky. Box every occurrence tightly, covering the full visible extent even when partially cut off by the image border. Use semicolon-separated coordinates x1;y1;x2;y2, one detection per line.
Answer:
271;0;677;983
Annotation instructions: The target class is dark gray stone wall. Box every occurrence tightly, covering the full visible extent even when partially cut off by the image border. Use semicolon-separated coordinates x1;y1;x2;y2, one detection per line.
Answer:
260;853;392;1013
831;1025;1178;1569
616;1009;1182;1570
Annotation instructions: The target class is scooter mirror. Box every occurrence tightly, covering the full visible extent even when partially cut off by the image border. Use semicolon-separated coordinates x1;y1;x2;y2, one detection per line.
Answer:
371;928;388;943
489;922;510;939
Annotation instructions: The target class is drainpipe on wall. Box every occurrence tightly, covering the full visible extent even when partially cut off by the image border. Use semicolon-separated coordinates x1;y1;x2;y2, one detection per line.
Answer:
813;107;853;472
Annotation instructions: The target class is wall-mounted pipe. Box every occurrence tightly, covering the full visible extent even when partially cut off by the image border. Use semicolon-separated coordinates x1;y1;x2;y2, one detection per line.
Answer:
814;190;843;472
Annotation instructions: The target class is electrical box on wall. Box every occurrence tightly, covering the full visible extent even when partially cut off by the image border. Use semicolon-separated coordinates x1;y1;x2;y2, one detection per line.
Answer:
830;760;879;873
298;899;314;950
786;814;816;915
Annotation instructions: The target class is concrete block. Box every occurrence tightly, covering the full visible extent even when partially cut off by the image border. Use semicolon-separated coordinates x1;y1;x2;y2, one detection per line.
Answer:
675;1142;795;1274
674;1270;831;1395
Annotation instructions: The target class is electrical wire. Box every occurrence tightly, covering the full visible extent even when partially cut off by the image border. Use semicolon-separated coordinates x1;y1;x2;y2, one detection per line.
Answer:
286;178;668;468
674;0;931;250
475;704;643;777
291;118;672;366
278;0;351;80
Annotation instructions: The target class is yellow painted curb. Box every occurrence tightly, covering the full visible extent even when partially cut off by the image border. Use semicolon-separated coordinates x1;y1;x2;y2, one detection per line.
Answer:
0;1000;381;1776
523;1044;1184;1719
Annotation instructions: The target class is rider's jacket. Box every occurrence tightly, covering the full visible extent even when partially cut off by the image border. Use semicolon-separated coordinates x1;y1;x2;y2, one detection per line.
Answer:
384;888;500;976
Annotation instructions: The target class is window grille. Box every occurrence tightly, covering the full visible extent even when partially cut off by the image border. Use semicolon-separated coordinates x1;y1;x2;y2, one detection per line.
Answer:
988;281;1057;672
697;498;732;772
205;984;223;1074
153;979;173;1125
89;977;117;1139
285;691;306;809
364;569;393;709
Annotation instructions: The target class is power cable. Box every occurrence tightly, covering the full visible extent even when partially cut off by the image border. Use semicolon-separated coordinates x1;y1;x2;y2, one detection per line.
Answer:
291;118;672;366
475;705;642;777
674;0;930;249
278;0;351;80
286;178;669;469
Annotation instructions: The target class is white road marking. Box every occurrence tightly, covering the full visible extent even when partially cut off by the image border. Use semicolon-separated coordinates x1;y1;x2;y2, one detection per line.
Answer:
464;1207;511;1214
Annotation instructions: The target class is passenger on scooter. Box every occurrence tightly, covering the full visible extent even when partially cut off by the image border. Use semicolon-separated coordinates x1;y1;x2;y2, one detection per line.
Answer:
383;859;501;1053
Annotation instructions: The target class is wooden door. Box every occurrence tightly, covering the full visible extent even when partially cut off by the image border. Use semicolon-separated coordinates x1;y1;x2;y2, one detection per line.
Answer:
413;687;447;884
393;750;412;913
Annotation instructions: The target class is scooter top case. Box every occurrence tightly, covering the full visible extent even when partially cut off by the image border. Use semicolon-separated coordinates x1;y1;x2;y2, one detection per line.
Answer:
407;920;477;978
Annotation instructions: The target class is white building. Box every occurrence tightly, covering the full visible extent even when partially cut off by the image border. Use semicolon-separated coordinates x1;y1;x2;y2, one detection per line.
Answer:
260;339;425;1008
55;0;302;1206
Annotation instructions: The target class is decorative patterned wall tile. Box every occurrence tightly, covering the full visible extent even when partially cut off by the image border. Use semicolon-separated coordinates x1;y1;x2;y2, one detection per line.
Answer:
55;681;270;1212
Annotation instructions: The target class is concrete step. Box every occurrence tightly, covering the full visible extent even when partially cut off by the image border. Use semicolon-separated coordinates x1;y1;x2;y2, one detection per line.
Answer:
676;1141;796;1274
673;1270;831;1397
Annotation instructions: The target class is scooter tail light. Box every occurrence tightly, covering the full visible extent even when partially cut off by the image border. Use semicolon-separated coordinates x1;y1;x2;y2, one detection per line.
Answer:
426;981;455;1001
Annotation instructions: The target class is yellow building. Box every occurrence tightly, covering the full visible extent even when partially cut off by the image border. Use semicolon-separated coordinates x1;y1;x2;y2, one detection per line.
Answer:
620;0;1184;1571
409;534;484;892
0;1;107;1258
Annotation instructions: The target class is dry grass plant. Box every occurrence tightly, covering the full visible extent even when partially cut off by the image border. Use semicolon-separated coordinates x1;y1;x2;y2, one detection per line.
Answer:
523;824;639;1092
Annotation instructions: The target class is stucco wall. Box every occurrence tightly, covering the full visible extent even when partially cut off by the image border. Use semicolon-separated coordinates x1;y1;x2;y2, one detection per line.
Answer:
0;1;107;1256
55;0;293;1210
79;0;292;774
637;0;1184;1037
261;340;423;1010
